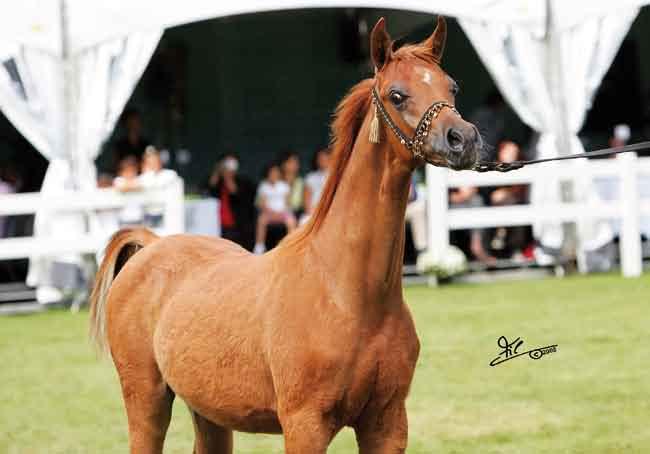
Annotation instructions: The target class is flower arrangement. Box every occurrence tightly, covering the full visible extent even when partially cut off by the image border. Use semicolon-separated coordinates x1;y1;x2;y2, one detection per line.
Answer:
416;245;468;285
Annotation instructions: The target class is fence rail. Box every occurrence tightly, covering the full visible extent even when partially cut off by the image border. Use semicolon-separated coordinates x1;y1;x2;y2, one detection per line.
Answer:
426;153;650;277
0;178;184;261
2;156;649;279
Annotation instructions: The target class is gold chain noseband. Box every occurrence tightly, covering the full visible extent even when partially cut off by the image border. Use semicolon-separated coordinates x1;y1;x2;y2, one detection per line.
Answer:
370;86;460;159
371;87;650;171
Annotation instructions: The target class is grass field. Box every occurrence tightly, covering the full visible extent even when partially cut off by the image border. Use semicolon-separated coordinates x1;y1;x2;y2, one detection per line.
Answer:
1;273;649;453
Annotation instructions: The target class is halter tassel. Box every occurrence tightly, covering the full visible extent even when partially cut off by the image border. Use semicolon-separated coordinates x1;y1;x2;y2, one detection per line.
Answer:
369;103;381;144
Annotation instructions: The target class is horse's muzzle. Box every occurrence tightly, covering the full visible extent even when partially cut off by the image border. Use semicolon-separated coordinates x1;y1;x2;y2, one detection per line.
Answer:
443;124;481;170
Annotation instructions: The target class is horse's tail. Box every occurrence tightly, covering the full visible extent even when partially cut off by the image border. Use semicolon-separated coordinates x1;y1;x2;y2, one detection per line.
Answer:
89;227;159;354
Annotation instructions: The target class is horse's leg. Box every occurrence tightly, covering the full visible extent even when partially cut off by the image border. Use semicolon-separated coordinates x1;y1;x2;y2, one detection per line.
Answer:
114;353;174;454
190;410;233;454
354;399;408;454
280;409;333;454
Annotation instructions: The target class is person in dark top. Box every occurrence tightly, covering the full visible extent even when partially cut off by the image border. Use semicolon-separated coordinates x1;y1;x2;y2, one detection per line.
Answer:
469;90;507;161
206;153;256;251
113;108;151;171
487;140;532;260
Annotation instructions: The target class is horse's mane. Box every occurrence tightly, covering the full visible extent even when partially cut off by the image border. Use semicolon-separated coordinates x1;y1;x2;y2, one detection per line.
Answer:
282;43;434;247
284;77;373;246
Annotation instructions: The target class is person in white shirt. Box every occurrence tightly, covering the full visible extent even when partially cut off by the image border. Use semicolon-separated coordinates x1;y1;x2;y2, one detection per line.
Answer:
254;162;296;254
139;146;178;228
301;148;330;224
113;156;144;226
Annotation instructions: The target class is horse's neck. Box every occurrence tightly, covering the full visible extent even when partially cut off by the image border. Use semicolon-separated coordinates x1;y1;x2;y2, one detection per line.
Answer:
310;118;413;305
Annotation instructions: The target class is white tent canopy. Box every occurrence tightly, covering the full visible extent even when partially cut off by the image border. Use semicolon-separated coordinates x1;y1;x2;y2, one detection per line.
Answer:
1;0;647;56
0;0;648;287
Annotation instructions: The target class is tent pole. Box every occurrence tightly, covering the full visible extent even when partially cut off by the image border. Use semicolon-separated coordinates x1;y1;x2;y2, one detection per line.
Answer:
546;0;580;268
60;0;78;189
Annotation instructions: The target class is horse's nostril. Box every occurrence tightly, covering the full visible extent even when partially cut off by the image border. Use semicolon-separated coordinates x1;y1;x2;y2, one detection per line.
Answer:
446;128;464;151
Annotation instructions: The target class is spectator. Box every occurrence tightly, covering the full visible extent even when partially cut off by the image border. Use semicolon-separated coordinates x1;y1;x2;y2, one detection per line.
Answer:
302;148;330;223
405;175;427;255
610;124;630;150
206;153;256;250
469;90;506;160
449;186;496;265
139;146;179;228
94;172;121;243
97;173;114;189
279;150;304;215
488;141;531;260
113;156;144;226
254;162;296;254
113;108;151;171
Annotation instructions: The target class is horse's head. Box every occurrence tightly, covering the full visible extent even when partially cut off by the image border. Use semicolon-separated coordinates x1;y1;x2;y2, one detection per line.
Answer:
370;17;481;170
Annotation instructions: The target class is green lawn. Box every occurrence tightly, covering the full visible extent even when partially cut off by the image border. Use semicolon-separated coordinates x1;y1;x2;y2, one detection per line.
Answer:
1;273;649;453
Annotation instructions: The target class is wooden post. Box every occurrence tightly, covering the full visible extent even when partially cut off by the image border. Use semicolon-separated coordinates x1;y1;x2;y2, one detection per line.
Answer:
426;165;449;261
620;152;642;277
574;159;589;274
164;178;185;234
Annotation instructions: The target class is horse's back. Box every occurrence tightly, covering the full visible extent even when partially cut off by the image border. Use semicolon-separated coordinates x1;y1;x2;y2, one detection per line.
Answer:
120;234;281;432
150;233;251;263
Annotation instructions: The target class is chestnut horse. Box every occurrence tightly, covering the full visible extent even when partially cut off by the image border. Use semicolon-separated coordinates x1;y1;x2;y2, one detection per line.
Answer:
90;17;481;453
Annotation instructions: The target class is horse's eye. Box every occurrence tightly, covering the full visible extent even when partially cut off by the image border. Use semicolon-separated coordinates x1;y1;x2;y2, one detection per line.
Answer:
389;91;407;106
451;83;460;96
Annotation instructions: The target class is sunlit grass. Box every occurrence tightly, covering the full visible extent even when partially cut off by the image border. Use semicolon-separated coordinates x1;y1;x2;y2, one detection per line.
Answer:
1;273;649;453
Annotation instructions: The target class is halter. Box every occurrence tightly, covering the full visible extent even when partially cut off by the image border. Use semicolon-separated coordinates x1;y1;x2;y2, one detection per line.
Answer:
370;86;650;170
371;86;459;159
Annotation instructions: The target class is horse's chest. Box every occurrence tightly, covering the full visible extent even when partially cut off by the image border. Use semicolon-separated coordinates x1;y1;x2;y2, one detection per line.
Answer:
341;322;420;423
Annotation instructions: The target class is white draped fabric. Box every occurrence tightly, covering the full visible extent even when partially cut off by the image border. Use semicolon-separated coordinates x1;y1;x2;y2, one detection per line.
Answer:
460;6;639;250
0;31;161;186
73;31;163;189
4;1;649;57
0;30;162;286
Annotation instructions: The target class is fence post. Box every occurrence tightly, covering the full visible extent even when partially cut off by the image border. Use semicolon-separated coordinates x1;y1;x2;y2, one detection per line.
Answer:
426;165;449;261
165;178;185;234
574;159;589;274
620;152;642;277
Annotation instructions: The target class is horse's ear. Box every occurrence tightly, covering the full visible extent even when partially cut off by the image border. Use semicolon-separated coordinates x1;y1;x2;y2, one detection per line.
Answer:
370;18;392;72
423;16;447;63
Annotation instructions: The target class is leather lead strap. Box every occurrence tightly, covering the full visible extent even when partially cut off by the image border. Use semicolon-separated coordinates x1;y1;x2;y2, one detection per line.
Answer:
473;141;650;173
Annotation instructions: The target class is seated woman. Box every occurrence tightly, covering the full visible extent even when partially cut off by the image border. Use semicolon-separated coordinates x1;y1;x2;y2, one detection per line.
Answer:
279;150;304;217
139;146;178;228
254;162;297;254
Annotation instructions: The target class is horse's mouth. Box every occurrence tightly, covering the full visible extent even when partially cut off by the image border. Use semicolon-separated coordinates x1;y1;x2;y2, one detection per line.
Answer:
422;148;478;170
446;152;478;171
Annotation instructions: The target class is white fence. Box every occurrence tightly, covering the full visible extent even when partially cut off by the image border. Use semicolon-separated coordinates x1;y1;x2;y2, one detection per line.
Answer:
426;153;650;277
0;178;184;261
1;157;649;278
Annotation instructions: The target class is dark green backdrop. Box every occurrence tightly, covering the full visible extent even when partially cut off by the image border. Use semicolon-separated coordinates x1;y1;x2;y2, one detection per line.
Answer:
97;9;514;188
